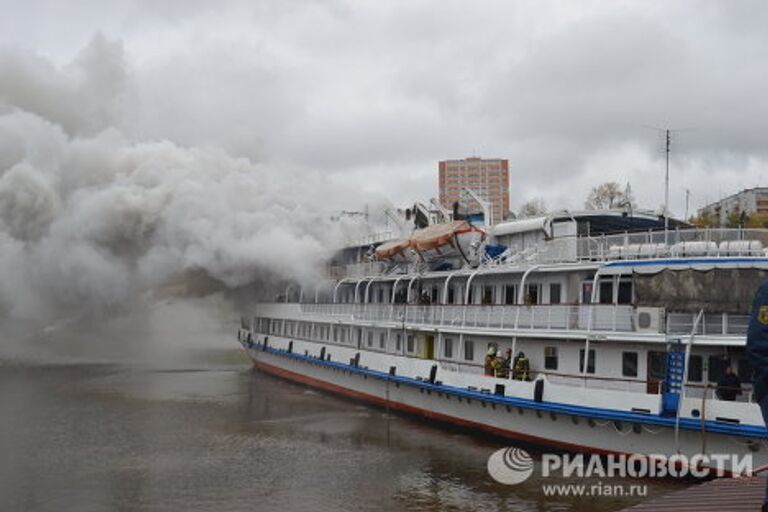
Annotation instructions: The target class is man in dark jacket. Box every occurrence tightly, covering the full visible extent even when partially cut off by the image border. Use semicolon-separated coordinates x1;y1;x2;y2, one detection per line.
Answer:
716;366;741;401
746;280;768;512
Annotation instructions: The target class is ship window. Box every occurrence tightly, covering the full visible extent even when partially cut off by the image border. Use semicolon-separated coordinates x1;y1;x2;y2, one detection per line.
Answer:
395;333;402;352
504;285;517;305
464;340;475;361
377;288;384;303
482;286;494;305
367;331;374;347
599;281;612;304
544;346;558;370
340;329;347;343
431;287;439;304
549;283;562;305
379;332;386;349
622;352;638;377
525;284;539;305
406;335;415;353
444;338;454;359
447;286;456;304
467;287;474;304
617;279;633;304
579;349;596;374
688;355;703;382
708;356;728;382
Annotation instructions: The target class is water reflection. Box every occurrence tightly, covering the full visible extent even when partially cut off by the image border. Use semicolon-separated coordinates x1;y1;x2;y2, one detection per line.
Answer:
0;358;682;511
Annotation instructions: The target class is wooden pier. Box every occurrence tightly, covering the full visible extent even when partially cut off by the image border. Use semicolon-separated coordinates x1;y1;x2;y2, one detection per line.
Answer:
622;474;766;511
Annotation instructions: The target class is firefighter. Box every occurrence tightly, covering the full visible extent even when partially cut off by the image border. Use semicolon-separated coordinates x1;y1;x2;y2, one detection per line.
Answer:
746;280;768;512
484;347;497;376
513;351;531;381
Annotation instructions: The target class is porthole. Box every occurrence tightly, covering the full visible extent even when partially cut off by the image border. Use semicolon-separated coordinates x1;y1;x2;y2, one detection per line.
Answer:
633;424;642;434
536;410;542;419
550;412;557;421
571;416;579;425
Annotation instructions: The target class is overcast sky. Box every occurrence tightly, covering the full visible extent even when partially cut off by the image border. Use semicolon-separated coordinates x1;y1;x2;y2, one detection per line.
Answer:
2;0;767;218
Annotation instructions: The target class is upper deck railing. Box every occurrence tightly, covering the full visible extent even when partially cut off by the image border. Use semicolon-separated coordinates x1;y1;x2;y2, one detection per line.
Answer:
573;227;768;262
329;227;768;280
297;303;750;336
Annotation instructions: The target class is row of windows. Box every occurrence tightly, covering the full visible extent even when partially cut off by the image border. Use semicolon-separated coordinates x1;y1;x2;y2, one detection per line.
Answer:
340;282;565;305
256;317;742;383
256;317;417;354
358;278;632;306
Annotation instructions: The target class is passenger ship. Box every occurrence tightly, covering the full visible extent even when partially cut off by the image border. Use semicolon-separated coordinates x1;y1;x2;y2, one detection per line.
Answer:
237;206;768;473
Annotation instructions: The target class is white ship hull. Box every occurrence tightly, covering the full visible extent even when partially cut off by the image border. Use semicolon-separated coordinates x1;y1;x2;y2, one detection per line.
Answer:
241;333;768;474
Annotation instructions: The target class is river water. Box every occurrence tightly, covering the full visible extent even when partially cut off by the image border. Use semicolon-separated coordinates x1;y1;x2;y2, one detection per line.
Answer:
0;346;686;512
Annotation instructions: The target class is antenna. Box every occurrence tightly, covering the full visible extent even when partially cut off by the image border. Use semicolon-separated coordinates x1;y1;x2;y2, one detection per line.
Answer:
684;188;691;221
665;129;671;233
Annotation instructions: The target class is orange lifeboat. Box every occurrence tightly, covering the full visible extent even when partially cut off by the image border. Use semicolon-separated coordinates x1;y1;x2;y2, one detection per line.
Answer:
376;221;485;264
374;238;412;262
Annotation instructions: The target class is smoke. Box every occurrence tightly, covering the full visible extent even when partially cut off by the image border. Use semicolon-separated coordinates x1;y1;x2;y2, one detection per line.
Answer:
0;35;362;327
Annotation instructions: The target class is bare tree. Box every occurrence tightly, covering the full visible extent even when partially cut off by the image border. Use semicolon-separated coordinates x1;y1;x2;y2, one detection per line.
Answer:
518;198;548;218
584;182;634;210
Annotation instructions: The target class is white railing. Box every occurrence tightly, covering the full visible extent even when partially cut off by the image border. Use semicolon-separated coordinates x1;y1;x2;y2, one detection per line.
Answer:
667;311;751;336
575;227;768;263
327;227;768;279
300;303;638;332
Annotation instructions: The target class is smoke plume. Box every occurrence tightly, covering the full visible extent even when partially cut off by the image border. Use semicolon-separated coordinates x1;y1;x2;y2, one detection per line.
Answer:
0;35;360;326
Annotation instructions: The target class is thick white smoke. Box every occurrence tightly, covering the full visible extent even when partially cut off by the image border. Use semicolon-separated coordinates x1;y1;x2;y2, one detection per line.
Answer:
0;35;364;325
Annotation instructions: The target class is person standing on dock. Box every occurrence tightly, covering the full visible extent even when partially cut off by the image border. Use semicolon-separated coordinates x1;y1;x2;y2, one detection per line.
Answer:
746;280;768;512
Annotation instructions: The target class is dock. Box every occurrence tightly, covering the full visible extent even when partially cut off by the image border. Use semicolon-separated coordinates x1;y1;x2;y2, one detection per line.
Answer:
622;474;766;511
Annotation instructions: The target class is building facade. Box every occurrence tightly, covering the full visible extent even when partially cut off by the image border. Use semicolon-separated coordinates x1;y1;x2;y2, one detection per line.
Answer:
438;157;510;225
698;187;768;225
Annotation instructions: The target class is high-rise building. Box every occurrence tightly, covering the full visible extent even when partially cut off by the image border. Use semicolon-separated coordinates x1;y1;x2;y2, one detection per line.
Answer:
438;156;510;225
698;187;768;225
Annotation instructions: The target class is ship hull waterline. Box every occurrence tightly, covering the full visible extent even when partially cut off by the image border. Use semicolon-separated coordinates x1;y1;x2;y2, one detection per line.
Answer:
242;338;767;476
